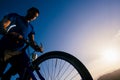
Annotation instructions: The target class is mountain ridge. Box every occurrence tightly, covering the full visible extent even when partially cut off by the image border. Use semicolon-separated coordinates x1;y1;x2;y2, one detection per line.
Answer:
97;68;120;80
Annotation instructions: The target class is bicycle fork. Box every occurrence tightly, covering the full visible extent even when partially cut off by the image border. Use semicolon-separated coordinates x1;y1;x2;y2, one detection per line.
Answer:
26;66;45;80
35;69;45;80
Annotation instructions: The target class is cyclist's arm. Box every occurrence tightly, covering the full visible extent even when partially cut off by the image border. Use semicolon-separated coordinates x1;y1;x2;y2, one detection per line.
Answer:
28;34;35;44
28;34;38;47
28;34;43;52
0;17;11;35
0;13;17;35
2;18;11;30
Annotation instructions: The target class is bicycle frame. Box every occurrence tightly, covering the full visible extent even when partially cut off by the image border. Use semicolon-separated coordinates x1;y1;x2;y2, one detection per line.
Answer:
16;42;45;80
21;55;45;80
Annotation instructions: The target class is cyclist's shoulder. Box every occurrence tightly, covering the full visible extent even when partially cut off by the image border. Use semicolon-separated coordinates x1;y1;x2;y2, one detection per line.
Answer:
5;13;21;18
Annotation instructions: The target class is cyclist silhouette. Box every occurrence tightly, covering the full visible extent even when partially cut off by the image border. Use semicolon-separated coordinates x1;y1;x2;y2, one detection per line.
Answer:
0;7;43;80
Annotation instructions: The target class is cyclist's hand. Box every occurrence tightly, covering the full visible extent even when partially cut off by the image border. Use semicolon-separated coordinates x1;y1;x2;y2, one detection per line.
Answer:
6;32;23;43
34;45;43;53
18;35;23;40
7;32;23;40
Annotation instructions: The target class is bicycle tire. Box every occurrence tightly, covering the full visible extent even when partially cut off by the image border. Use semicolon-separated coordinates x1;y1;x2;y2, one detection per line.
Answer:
32;51;93;80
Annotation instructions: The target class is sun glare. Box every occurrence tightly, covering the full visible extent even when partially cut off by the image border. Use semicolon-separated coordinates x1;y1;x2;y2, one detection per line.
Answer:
101;48;119;64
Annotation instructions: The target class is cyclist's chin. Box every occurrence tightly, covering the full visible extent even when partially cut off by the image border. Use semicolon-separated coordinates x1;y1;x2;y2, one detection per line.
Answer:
29;19;35;22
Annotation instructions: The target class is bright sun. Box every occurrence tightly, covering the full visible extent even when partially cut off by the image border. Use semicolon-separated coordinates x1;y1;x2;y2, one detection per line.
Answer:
101;48;119;64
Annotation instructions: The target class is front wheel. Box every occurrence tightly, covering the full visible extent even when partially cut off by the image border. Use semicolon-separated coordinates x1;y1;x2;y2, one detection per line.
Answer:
33;51;93;80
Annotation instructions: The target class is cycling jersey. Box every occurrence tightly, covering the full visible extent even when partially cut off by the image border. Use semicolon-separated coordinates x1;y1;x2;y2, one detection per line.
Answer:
0;13;35;51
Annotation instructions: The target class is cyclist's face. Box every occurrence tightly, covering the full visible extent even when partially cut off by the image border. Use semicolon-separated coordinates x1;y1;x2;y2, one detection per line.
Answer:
29;13;39;21
27;12;39;22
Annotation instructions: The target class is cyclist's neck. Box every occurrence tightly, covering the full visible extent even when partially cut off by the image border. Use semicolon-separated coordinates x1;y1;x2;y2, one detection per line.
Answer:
24;16;31;23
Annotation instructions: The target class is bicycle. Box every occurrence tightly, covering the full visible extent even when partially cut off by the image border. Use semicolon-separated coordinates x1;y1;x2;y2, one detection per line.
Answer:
1;39;93;80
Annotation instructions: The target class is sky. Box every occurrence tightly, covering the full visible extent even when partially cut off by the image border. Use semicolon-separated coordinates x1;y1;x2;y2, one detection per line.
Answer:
1;0;120;79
